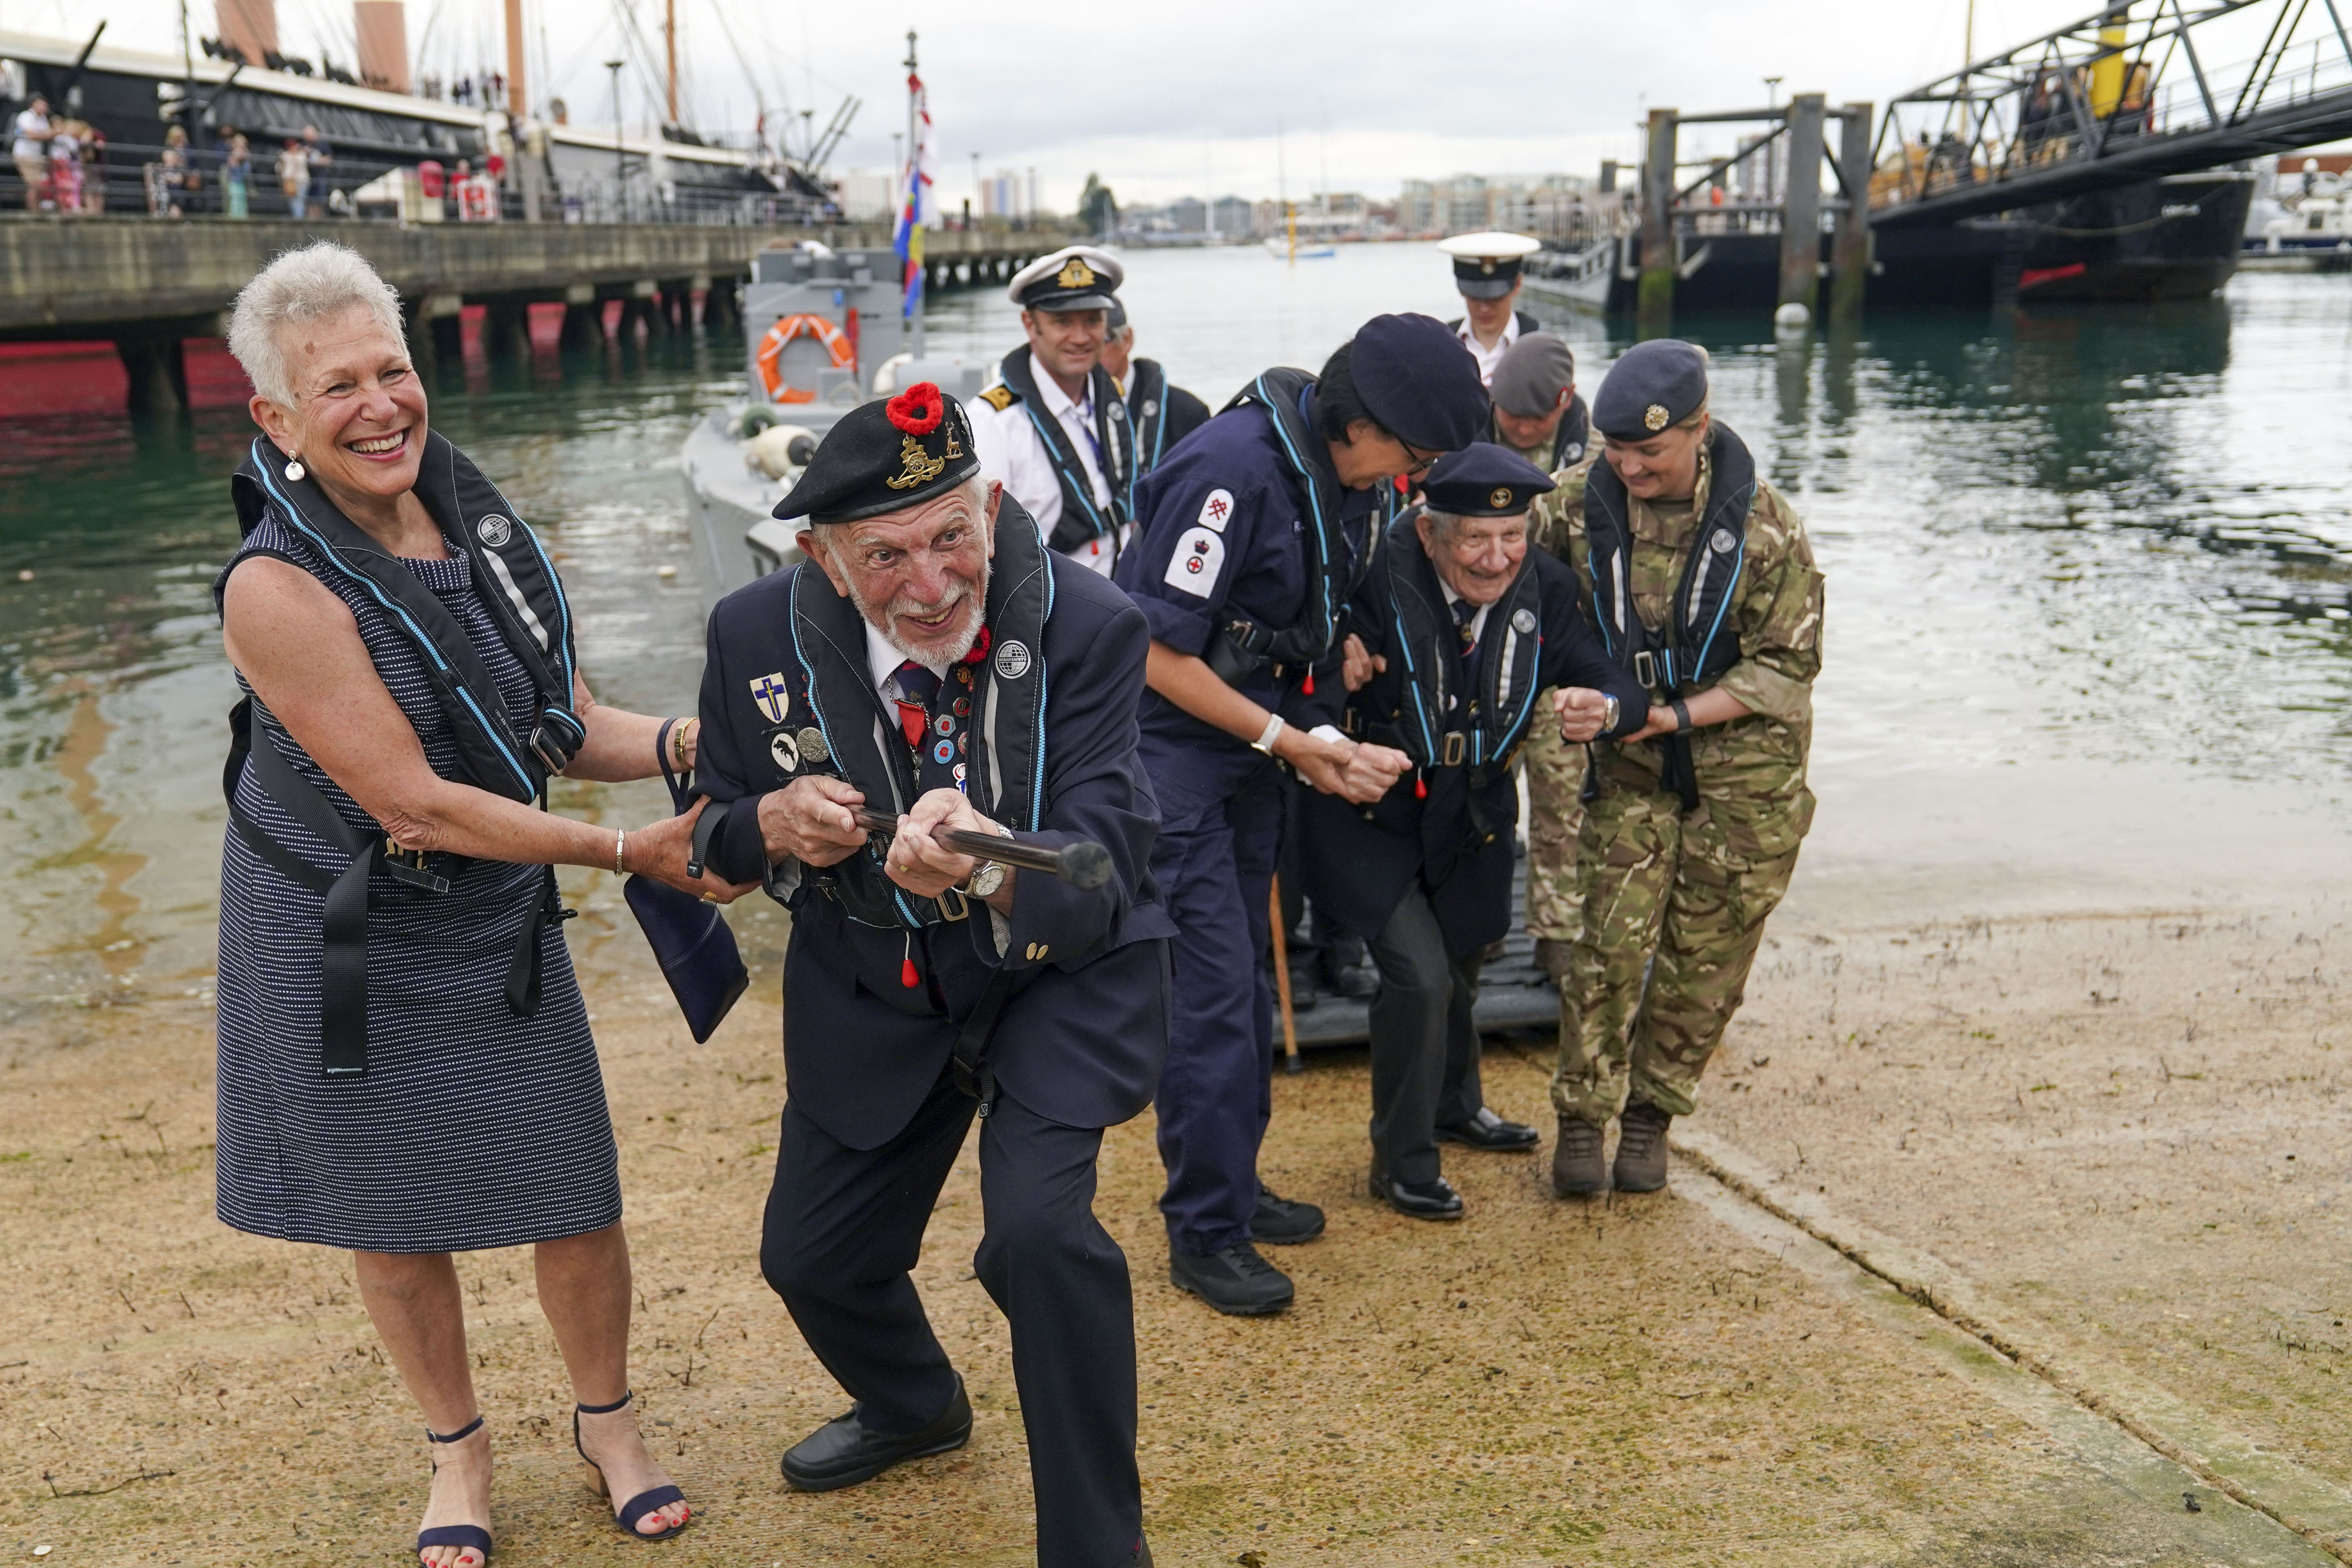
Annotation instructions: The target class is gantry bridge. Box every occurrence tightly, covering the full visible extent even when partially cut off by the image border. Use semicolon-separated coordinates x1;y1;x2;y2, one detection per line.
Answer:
1871;0;2352;226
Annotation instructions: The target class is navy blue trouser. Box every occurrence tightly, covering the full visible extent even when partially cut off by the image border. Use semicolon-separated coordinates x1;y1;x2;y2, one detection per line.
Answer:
1148;753;1285;1255
760;1074;1143;1568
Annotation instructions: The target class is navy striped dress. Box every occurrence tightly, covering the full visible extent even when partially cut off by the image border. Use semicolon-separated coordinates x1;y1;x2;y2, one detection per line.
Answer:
214;512;620;1254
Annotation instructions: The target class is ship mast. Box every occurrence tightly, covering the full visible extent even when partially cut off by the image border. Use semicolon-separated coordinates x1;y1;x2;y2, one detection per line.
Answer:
664;0;678;125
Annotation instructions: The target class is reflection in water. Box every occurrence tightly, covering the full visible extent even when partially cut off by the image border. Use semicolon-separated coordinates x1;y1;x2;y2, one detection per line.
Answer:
3;255;2350;1017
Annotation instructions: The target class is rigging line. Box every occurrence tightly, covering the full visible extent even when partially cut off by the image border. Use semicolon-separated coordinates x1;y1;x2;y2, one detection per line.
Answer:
702;0;768;122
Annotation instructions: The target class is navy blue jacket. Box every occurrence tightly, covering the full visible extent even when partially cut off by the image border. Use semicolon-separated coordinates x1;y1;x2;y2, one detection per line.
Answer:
1112;390;1382;788
695;540;1175;1150
1299;536;1647;956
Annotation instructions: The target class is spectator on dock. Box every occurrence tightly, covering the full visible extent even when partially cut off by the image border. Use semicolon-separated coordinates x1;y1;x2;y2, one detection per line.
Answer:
146;124;199;218
9;92;49;211
221;134;251;218
278;137;310;219
47;120;84;216
302;124;334;215
214;240;722;1564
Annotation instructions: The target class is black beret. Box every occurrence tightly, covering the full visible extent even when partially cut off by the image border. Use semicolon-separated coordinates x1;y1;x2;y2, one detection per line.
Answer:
1421;442;1555;518
774;383;982;524
1350;313;1490;455
1592;339;1710;442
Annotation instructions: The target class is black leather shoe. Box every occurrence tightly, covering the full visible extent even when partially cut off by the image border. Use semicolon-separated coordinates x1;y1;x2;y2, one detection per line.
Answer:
781;1376;972;1492
1436;1106;1541;1152
1319;957;1379;1000
1370;1168;1465;1220
1253;1186;1326;1244
1168;1243;1295;1315
1283;960;1321;1008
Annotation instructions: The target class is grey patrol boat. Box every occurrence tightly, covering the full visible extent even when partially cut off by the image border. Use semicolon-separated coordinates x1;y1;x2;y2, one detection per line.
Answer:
680;243;983;606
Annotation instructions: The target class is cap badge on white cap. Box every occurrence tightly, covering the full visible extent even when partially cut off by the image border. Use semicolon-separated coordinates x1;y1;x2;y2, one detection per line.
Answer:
1056;258;1097;289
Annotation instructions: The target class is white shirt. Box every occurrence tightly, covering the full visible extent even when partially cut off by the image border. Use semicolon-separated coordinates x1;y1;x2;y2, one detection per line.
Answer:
11;109;49;160
968;351;1125;577
863;619;947;697
1454;308;1521;387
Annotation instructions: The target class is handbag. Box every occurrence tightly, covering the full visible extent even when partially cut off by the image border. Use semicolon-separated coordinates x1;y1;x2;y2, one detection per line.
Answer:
623;719;748;1043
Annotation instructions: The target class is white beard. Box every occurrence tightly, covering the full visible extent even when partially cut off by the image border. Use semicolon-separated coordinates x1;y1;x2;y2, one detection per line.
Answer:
841;563;989;671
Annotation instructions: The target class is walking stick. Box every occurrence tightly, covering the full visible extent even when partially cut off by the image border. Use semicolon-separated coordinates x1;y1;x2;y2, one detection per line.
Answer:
849;807;1112;889
1269;876;1302;1075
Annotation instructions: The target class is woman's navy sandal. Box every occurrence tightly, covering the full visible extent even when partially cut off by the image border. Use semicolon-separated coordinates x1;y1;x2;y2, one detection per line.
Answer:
416;1414;493;1565
574;1389;689;1541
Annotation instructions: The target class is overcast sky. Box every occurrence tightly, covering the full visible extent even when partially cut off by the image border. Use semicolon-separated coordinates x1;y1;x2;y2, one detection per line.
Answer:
6;0;2304;205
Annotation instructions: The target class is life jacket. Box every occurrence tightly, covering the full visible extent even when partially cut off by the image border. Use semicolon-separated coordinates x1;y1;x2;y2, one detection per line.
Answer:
1370;508;1545;781
784;495;1054;933
1122;355;1174;485
982;350;1131;556
217;433;586;1077
1582;419;1758;810
1209;368;1392;679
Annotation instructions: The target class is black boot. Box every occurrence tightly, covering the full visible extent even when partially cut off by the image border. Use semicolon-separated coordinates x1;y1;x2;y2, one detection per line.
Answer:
1550;1114;1607;1196
1253;1185;1326;1244
1168;1243;1295;1315
1613;1100;1674;1193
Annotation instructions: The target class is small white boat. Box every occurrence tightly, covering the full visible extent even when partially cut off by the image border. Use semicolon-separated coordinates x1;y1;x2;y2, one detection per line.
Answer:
1263;236;1337;260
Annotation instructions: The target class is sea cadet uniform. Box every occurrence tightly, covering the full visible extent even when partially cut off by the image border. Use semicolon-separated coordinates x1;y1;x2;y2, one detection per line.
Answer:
969;246;1135;578
694;386;1172;1567
1541;341;1824;1194
1440;231;1544;385
1106;300;1213;480
1297;447;1646;1218
1488;333;1596;969
1111;314;1488;1309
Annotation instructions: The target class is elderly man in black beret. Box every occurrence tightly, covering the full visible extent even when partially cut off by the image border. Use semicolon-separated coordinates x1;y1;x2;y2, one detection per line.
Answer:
1111;313;1488;1314
1303;445;1647;1219
690;381;1174;1567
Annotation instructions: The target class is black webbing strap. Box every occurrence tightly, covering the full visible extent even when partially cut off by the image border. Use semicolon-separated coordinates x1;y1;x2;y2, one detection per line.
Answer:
951;966;1019;1116
503;865;572;1018
225;698;380;1078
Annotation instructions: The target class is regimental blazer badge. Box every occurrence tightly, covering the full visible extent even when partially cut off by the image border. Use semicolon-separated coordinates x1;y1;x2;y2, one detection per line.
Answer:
749;672;790;725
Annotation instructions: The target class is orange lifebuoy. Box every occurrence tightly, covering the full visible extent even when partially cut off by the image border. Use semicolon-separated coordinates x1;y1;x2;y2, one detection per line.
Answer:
754;313;856;404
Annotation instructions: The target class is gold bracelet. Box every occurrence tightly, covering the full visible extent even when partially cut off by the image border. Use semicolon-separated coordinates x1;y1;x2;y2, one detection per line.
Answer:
613;828;626;877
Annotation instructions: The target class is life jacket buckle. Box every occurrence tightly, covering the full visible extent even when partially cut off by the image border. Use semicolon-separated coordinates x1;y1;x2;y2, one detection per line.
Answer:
935;886;971;922
381;841;451;894
1441;731;1467;767
1633;649;1659;690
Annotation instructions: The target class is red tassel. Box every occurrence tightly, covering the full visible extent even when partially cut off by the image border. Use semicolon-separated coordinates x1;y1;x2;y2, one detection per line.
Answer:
901;955;919;988
1302;669;1314;696
1414;771;1428;799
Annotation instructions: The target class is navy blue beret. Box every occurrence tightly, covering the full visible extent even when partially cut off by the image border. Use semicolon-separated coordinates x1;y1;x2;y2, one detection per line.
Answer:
775;383;983;524
1350;313;1490;455
1422;442;1556;517
1591;339;1709;442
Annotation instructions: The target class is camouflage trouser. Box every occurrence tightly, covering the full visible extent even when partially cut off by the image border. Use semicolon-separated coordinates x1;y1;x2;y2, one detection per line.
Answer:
1521;697;1585;945
1550;784;1802;1125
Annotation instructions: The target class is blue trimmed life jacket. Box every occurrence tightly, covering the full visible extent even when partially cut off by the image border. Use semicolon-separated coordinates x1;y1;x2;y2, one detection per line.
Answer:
990;349;1132;556
1582;420;1758;810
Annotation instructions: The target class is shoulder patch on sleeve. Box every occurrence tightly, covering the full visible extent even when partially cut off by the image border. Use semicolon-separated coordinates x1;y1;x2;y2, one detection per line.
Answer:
1195;487;1235;534
1162;527;1227;598
978;385;1018;412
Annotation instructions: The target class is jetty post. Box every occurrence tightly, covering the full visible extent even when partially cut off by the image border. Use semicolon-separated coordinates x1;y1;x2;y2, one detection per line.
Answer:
1829;102;1873;327
1638;107;1679;335
1777;94;1828;322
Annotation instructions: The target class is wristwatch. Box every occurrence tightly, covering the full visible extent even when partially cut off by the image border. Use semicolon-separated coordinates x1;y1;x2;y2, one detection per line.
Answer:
1600;693;1620;734
963;824;1015;899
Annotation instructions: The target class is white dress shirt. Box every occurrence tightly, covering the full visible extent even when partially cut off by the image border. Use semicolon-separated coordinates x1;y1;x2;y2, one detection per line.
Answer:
1454;309;1521;387
967;351;1125;577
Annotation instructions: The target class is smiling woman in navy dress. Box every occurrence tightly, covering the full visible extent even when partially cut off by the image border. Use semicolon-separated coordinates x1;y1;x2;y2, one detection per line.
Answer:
213;241;731;1566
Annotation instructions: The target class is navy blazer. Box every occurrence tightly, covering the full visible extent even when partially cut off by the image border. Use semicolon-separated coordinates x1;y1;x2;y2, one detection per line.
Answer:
1299;542;1647;956
694;541;1176;1150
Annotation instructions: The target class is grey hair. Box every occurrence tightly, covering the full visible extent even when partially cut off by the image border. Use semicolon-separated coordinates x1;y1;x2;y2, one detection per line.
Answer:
1422;506;1471;540
227;240;407;406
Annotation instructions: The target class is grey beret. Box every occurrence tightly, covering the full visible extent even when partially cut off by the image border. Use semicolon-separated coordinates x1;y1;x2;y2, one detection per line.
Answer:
1490;333;1577;418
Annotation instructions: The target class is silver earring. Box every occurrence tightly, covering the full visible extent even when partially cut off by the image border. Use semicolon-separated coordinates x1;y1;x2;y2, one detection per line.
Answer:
283;455;305;482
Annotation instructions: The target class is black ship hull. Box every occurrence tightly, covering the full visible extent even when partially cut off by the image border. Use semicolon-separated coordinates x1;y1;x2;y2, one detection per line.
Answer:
1529;172;2254;314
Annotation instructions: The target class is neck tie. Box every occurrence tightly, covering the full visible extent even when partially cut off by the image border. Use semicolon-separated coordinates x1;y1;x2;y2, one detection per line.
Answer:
1452;599;1480;657
894;661;940;749
894;659;973;795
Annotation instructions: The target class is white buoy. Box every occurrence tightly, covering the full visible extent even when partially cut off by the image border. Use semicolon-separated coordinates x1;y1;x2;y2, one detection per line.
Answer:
1773;302;1811;331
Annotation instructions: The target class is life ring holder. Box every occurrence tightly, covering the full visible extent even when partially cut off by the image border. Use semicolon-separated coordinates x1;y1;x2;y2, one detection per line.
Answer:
754;313;856;405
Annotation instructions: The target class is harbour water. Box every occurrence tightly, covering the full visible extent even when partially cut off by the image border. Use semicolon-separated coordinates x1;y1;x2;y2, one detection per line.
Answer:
5;243;2352;1019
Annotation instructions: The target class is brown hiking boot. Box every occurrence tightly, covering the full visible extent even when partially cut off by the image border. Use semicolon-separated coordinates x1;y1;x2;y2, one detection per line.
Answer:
1533;938;1573;988
1550;1115;1607;1196
1613;1100;1674;1192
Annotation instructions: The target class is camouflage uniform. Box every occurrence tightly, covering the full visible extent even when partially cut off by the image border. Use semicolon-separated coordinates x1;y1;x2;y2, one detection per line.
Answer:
1539;445;1823;1125
1512;436;1586;952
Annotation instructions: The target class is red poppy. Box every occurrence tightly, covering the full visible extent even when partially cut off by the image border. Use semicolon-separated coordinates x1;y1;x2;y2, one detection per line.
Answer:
963;624;992;665
886;382;945;436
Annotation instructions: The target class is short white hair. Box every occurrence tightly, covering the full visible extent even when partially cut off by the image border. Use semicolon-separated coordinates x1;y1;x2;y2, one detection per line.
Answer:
227;240;407;406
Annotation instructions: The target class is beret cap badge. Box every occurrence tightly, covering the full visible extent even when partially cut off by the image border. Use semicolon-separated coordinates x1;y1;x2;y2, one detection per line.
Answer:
1488;485;1514;509
882;383;957;491
1644;403;1671;432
